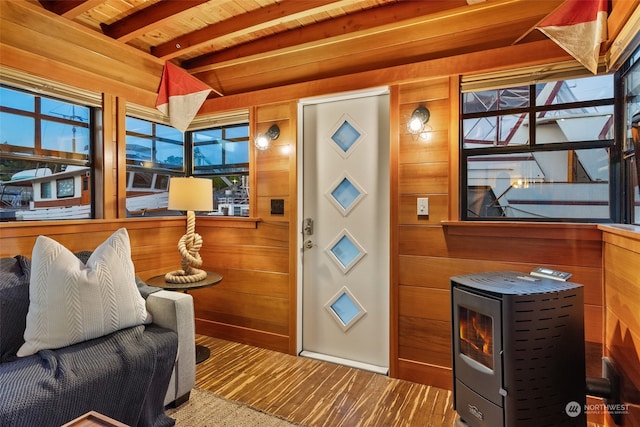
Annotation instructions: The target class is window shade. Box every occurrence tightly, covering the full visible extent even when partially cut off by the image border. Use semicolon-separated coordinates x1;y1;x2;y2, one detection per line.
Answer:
460;60;605;93
0;66;102;107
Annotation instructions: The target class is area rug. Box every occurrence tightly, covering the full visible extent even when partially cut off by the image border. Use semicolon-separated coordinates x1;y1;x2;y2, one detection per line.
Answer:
166;388;305;427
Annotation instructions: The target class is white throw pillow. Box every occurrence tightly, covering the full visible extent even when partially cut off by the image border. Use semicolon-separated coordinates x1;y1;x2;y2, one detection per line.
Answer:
17;228;150;357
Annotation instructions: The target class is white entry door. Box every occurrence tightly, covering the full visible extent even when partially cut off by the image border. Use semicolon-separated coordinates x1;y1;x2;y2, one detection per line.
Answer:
299;88;389;374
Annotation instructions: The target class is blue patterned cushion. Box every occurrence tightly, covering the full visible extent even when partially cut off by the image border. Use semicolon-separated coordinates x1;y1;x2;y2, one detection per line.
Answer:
0;256;31;362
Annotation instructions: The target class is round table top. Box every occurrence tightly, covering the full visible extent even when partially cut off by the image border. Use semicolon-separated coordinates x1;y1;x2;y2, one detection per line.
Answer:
145;271;223;292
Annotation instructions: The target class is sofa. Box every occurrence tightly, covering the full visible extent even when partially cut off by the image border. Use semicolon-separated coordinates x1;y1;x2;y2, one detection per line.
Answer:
0;229;196;427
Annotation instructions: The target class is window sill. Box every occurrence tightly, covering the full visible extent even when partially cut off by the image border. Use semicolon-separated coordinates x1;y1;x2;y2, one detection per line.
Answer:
597;224;640;240
440;220;602;241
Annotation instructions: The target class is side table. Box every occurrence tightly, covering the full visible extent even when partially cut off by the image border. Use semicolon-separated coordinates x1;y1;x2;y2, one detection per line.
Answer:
146;271;222;364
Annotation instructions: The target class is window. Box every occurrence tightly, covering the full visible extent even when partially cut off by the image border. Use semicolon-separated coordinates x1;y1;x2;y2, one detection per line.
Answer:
125;117;250;217
191;124;250;217
460;74;615;221
620;47;640;225
125;116;183;217
0;85;93;221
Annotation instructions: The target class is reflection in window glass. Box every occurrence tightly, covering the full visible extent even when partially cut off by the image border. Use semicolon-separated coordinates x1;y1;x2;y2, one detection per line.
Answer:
462;86;529;113
42;120;90;154
0;87;34;111
194;142;222;166
126;136;153;162
125;117;183;170
536;106;614;143
461;74;614;221
0;86;93;221
192;123;250;216
41;98;90;123
535;75;613;104
156;123;182;140
466;150;610;219
0;113;35;148
463;114;528;148
225;141;249;164
125;116;183;216
126;116;153;134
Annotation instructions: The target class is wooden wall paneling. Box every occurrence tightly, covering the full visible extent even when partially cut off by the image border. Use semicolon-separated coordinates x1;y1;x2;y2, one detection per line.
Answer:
200;267;289;299
397;359;453;392
398;78;451;104
201;245;288;274
190;101;297;354
600;226;640;427
0;1;161;106
448;75;461;220
198;221;288;247
395;217;604;387
0;219;185;278
389;85;401;378
199;38;571;113
398;163;450;195
399;130;449;164
256;170;291;198
395;76;453;386
399;194;449;225
194;286;289;335
399;316;452;368
196;318;290;354
285;100;298;355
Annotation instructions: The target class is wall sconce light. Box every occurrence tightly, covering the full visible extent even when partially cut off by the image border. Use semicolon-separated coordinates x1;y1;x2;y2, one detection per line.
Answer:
254;124;280;150
407;105;430;135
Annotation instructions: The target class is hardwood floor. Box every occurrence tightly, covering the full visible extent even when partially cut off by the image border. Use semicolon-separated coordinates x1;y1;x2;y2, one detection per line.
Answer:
194;335;457;427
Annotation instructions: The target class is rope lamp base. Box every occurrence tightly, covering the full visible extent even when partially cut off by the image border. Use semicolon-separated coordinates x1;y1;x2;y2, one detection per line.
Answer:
165;210;208;284
165;267;207;284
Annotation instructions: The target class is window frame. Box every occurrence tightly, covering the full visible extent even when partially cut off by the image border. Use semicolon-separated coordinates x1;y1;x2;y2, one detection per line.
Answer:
124;112;252;218
460;75;617;222
0;83;97;221
617;46;640;225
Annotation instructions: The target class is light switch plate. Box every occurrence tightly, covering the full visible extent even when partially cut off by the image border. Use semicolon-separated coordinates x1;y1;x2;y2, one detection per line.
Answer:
417;197;429;215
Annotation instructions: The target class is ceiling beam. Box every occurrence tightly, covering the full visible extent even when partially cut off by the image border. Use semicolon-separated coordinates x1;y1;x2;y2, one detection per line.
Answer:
183;0;469;71
100;0;209;42
150;0;350;60
38;0;103;18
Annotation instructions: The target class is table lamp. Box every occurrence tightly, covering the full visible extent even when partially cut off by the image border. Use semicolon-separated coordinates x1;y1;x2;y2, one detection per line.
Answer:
165;177;213;283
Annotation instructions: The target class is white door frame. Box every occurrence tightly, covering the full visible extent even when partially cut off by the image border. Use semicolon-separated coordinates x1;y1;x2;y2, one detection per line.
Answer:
296;86;390;358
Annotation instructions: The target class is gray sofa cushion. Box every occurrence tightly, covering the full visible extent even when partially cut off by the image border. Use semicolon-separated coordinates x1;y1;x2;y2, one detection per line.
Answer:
0;256;31;362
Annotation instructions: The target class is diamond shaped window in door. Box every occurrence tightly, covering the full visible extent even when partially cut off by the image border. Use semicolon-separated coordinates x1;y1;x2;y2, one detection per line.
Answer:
326;230;366;274
329;114;365;158
325;287;367;331
326;173;366;216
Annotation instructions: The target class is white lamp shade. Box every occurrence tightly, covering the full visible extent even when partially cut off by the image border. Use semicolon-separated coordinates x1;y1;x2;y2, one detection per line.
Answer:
168;177;213;211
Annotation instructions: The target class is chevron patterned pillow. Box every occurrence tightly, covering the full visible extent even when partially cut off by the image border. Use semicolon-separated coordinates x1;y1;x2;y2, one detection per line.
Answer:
17;228;150;357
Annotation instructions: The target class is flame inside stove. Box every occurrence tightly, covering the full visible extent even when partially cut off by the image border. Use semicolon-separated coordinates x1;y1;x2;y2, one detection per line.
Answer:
459;306;494;370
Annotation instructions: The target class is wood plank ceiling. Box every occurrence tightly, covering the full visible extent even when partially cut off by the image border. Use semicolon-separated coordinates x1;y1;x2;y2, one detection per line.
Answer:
35;0;570;97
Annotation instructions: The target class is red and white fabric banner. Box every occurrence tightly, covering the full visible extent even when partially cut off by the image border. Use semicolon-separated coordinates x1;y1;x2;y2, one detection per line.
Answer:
155;62;212;132
536;0;608;74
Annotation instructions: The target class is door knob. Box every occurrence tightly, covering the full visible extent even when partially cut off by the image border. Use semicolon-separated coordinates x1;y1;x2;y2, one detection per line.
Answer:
304;239;314;249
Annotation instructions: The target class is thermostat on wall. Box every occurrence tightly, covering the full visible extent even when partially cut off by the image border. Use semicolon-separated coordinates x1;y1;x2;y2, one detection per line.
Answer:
530;267;573;281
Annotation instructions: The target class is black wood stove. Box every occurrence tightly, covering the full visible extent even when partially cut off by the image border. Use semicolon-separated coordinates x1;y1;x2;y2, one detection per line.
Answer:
451;271;587;427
